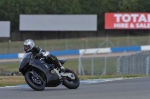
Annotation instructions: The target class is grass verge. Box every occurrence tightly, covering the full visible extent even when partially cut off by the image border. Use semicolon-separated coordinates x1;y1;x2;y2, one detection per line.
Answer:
0;74;148;87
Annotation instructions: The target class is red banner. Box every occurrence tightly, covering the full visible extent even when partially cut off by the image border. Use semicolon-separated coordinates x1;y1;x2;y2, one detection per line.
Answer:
105;13;150;29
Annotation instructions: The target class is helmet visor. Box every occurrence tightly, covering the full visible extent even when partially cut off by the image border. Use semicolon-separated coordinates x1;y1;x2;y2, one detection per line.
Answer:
24;45;30;50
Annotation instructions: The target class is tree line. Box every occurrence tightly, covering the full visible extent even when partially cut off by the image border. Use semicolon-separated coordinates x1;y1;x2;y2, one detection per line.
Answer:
0;0;149;32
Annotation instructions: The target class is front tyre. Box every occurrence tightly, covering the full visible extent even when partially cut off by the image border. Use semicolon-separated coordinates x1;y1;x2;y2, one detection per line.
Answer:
25;70;45;91
62;69;80;89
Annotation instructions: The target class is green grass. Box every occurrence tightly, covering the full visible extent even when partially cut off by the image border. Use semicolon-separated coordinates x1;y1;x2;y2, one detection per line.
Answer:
0;58;118;75
0;62;20;71
79;57;119;75
0;76;26;86
0;59;79;72
0;56;147;87
1;35;150;54
0;56;127;75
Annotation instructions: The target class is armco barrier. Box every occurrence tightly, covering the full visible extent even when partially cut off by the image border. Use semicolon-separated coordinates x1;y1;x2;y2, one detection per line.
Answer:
18;51;50;58
50;50;79;56
111;46;141;52
0;45;150;59
79;48;111;54
0;53;18;59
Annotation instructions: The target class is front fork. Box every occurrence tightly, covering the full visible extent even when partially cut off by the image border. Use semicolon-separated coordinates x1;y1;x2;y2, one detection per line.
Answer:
30;70;46;84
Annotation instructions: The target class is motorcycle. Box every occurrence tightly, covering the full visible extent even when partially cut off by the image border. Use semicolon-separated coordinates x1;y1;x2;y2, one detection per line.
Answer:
19;52;80;91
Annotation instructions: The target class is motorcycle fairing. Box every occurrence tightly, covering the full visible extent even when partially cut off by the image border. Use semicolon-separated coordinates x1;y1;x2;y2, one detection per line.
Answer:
29;59;60;84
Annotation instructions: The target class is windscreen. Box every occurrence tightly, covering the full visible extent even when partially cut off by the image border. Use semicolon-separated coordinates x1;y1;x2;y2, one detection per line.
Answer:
19;52;32;71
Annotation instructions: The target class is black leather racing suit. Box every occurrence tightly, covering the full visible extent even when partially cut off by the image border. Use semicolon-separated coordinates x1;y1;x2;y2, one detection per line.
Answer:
26;46;60;68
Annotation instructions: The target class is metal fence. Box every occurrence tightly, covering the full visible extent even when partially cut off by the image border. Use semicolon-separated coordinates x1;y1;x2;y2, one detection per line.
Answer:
117;51;150;75
1;35;150;54
78;50;150;75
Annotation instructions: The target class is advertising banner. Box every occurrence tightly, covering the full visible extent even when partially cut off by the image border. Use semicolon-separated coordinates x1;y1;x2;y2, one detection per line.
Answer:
105;13;150;29
0;21;10;37
20;15;97;31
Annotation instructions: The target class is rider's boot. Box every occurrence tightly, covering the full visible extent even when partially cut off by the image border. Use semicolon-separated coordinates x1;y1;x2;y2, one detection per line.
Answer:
57;62;65;73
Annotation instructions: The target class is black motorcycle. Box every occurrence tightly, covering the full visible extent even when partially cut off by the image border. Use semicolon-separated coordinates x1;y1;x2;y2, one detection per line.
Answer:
19;52;80;91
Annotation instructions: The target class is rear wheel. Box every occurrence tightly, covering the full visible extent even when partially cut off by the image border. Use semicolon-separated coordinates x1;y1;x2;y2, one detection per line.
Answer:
25;70;45;91
62;69;80;89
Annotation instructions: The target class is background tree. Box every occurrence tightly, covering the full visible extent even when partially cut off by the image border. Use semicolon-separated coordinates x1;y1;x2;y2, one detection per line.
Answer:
0;0;149;32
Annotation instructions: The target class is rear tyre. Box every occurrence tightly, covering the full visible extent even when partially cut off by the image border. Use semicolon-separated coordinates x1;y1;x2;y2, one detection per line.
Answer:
25;70;45;91
62;69;80;89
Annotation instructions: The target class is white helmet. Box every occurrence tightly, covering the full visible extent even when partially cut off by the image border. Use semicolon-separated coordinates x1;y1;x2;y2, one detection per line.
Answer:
23;39;35;52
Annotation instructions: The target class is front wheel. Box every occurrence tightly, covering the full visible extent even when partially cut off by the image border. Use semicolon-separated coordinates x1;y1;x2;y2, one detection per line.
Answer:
25;70;45;91
62;69;80;89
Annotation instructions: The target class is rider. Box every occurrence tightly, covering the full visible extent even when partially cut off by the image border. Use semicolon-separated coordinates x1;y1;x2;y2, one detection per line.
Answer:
23;39;65;72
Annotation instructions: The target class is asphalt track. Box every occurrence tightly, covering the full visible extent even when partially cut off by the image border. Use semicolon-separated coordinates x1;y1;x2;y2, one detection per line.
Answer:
0;77;150;99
